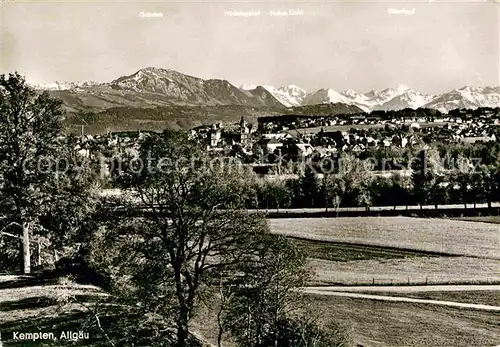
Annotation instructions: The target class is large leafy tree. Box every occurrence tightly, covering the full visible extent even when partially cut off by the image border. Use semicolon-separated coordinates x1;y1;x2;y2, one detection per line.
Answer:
322;174;346;213
411;148;443;209
102;130;275;347
222;235;308;347
323;154;373;211
0;73;64;274
0;73;98;273
298;166;319;208
262;179;292;213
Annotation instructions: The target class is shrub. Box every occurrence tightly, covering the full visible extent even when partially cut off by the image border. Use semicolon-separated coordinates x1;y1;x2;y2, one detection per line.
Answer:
257;316;354;347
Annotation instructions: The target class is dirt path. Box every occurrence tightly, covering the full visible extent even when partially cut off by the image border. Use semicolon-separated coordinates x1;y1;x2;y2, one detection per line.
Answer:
305;284;500;292
302;285;500;311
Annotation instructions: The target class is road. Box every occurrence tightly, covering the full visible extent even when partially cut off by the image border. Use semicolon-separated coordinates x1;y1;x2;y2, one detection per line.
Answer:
302;285;500;311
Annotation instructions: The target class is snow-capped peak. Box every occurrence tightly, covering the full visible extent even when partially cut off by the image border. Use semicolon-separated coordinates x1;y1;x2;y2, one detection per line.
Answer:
30;80;100;91
240;84;257;90
277;85;306;98
303;88;347;105
341;89;359;98
424;85;500;113
260;84;306;107
396;84;410;93
376;88;433;111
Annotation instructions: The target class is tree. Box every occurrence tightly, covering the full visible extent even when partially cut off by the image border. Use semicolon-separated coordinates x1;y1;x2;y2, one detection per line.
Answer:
411;148;443;209
322;175;346;214
387;173;411;210
339;154;373;210
298;166;319;208
38;135;101;258
256;316;354;347
476;164;498;209
102;130;275;347
0;73;94;274
452;154;474;209
470;171;486;209
265;179;292;213
223;235;308;347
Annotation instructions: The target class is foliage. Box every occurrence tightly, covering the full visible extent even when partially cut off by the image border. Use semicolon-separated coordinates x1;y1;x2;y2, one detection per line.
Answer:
97;130;279;347
222;235;309;347
0;72;99;273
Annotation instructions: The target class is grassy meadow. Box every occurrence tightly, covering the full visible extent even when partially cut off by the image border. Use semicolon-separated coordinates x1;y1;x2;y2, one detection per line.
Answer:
307;257;500;285
270;217;500;285
269;217;500;259
304;294;500;347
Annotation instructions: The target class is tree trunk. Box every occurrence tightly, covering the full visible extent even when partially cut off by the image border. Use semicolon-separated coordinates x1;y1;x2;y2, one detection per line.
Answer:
37;239;41;268
217;329;223;347
176;309;189;347
435;204;438;209
488;200;492;209
21;222;30;275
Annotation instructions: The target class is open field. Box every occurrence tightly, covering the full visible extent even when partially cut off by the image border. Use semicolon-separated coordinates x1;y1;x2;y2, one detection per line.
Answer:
308;256;500;285
269;217;500;259
195;288;500;347
291;237;441;262
304;294;500;347
274;217;500;285
302;289;500;311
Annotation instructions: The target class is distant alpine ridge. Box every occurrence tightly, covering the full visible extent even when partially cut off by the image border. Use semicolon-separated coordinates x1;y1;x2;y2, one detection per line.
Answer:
255;83;499;113
32;67;500;113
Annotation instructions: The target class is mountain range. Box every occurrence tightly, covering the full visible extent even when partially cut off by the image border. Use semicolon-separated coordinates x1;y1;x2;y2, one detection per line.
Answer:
255;83;499;113
32;67;499;114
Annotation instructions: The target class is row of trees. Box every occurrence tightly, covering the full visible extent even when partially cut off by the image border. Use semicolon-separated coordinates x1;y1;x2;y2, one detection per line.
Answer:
249;151;500;212
0;73;351;346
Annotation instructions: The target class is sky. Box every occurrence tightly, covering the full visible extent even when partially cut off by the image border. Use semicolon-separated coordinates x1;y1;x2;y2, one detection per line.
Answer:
1;0;499;94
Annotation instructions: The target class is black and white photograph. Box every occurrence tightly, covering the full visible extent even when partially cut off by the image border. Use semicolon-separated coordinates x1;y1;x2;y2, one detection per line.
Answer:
0;0;499;346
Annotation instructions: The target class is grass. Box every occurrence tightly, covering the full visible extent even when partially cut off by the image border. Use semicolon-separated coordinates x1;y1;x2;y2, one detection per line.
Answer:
307;256;500;285
304;294;500;347
0;277;112;346
194;289;500;347
269;217;500;259
273;217;500;285
0;275;215;346
290;237;439;262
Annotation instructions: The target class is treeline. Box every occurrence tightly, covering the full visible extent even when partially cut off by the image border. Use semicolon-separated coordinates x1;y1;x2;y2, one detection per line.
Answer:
247;150;500;212
64;105;279;134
